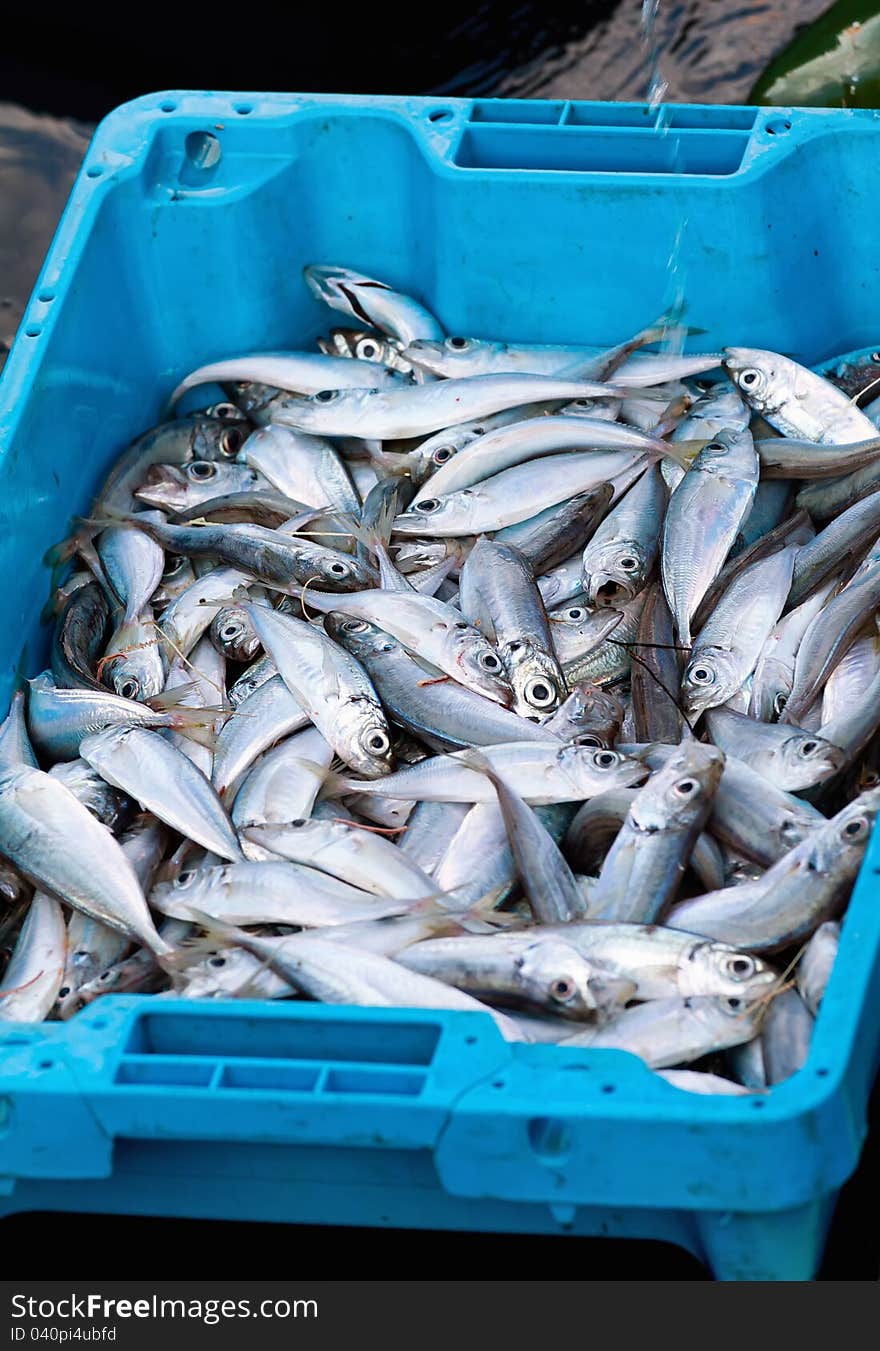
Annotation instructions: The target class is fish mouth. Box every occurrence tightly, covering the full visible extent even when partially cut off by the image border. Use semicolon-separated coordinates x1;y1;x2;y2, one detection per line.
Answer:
589;575;633;609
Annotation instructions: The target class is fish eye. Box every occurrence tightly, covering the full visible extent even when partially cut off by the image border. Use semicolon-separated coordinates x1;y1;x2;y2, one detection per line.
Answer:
842;815;869;840
58;986;70;998
363;728;391;756
118;678;140;700
220;426;243;456
566;607;587;622
525;677;557;708
704;442;725;453
328;560;351;577
175;871;196;889
739;369;760;388
593;750;619;769
724;955;756;981
550;976;577;1003
432;446;454;464
415;498;442;514
618;556;639;572
209;956;226;968
689;665;715;685
220;622;243;642
799;740;819;756
314;389;337;403
358;341;379;360
447;337;469;350
574;734;603;748
187;460;217;481
342;618;370;633
478;652;502;673
673;778;697;797
773;692;788;715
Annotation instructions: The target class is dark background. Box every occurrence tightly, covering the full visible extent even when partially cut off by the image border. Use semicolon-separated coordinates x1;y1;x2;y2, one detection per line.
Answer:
1;0;877;1281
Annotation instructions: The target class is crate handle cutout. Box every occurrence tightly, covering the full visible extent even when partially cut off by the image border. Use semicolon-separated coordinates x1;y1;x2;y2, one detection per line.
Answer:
455;125;752;176
120;1007;442;1066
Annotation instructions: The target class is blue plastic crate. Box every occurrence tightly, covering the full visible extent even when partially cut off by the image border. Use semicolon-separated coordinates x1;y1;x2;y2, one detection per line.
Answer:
1;92;880;1281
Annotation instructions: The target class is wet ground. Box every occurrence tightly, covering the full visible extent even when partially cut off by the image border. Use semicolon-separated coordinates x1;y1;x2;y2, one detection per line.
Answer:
0;1;831;360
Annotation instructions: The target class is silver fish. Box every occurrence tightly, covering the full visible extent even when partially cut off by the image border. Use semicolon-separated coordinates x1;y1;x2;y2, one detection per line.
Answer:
459;538;566;718
244;606;393;777
581;463;666;608
394;450;642;537
151;860;410;927
329;741;646;805
797;920;839;1016
171;350;404;404
80;727;244;862
724;346;878;442
304;264;445;345
0;763;172;956
134;460;266;512
398;934;633;1020
0;892;67;1023
587;742;724;923
561;993;763;1068
704;705;844;791
661;427;759;647
325;614;551;749
212;675;309;798
237;424;361;514
416;415;671;501
272;375;626;441
26;671;214;763
245;817;438;901
667;789;880;951
681;547;796;720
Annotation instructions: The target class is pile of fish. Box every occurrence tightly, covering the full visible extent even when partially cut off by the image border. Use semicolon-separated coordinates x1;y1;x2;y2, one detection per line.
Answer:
3;262;880;1097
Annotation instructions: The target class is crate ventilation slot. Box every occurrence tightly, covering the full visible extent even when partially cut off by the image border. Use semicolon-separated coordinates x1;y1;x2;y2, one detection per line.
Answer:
458;102;757;176
113;1009;437;1095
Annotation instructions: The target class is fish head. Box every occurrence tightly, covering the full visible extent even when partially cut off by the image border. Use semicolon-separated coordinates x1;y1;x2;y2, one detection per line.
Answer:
773;732;845;791
582;539;650;608
633;742;725;831
275;386;371;435
681;941;779;1001
721;348;787;415
562;743;648;796
515;940;604;1019
192;417;250;461
403;336;496;378
324;612;401;662
503;643;564;719
135;459;260;510
340;708;396;780
210;607;261;663
407;429;474;485
681;647;740;721
393;488;474;536
445;623;512;706
100;637;166;704
550;682;624;746
693;991;765;1041
295;545;375;593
